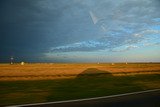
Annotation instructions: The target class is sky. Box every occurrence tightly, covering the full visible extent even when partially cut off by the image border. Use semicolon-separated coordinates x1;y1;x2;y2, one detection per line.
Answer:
0;0;160;62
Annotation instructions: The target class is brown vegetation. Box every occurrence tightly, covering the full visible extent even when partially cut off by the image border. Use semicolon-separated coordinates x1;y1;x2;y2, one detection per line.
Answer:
0;63;160;81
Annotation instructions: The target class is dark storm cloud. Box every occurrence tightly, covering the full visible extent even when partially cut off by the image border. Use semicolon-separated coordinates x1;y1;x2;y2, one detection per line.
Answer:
0;0;102;62
0;0;160;62
0;0;91;61
0;0;54;61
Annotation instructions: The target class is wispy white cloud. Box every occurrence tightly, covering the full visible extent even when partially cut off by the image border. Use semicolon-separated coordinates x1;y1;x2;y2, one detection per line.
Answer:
111;45;139;52
152;18;160;22
143;42;160;47
50;40;107;52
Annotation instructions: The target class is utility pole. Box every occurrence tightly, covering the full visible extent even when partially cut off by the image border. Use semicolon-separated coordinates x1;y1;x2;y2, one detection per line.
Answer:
10;56;14;65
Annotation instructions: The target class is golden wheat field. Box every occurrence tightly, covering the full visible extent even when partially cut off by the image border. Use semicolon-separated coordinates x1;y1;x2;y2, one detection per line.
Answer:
0;63;160;81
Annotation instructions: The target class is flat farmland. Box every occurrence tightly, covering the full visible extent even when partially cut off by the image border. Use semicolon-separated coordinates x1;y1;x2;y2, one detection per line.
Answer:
0;63;160;80
0;63;160;106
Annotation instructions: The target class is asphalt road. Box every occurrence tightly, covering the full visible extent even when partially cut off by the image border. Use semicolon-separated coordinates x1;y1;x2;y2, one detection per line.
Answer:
10;89;160;107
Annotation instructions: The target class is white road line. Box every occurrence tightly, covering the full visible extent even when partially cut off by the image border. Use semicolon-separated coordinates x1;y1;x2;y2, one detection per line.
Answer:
7;89;160;107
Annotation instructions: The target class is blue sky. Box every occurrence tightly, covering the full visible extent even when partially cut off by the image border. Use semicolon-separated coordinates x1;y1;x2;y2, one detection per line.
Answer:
0;0;160;62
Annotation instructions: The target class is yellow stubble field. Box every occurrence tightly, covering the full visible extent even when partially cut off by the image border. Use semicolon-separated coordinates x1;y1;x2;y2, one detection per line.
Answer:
0;63;160;81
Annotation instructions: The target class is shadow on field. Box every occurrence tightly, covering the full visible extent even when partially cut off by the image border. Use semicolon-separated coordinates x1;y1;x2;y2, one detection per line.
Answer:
76;68;113;78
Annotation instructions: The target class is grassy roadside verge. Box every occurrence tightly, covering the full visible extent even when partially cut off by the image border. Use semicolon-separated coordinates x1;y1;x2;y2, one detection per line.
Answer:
0;74;160;106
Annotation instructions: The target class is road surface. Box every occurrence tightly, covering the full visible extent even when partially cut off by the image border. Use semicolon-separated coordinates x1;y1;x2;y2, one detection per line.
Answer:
9;89;160;107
